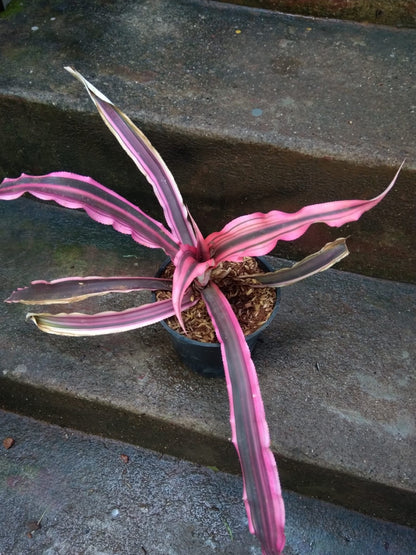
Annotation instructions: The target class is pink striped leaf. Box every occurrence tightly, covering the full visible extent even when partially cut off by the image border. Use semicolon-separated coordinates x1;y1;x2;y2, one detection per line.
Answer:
0;172;179;258
172;244;214;330
6;276;172;305
189;212;211;261
202;283;285;555
27;294;196;337
248;237;349;287
207;165;402;264
66;67;197;248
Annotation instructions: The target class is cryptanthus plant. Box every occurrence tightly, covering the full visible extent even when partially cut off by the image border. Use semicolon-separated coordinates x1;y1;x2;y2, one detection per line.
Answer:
0;67;401;554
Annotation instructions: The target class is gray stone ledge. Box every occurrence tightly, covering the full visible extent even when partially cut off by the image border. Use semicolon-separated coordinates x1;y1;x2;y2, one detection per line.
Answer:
213;0;416;28
2;409;416;554
0;199;415;527
0;0;415;282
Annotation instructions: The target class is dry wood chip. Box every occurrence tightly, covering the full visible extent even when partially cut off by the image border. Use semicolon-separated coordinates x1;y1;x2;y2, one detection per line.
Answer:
3;437;15;449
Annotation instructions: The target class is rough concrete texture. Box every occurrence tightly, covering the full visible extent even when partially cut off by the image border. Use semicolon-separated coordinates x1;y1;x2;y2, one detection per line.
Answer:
0;199;414;527
2;410;416;555
0;0;415;282
215;0;416;28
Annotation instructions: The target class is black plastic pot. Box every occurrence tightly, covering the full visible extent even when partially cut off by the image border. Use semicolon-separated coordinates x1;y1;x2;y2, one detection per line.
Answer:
154;257;280;378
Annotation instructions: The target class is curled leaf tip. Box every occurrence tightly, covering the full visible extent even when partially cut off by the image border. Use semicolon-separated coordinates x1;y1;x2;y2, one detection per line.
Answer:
26;313;38;325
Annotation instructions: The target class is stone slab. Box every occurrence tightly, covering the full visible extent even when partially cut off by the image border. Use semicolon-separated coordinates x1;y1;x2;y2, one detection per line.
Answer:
0;199;414;527
2;409;416;554
214;0;416;28
0;0;415;282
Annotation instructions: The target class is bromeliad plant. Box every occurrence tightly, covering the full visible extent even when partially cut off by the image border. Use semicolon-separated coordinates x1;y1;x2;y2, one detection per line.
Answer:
0;67;401;554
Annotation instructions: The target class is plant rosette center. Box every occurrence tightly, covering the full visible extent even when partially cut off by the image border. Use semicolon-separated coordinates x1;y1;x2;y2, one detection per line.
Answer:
156;257;277;343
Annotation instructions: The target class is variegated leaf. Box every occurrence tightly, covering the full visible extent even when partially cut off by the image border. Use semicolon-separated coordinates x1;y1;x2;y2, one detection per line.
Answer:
247;238;349;287
202;283;285;555
0;172;178;257
207;165;402;264
27;295;196;336
6;276;172;305
66;67;198;247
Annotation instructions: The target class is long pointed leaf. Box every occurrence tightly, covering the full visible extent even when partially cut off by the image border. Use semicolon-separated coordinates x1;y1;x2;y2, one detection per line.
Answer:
207;165;402;263
66;67;197;247
248;238;349;287
6;276;173;305
27;295;196;336
0;172;178;257
202;283;285;555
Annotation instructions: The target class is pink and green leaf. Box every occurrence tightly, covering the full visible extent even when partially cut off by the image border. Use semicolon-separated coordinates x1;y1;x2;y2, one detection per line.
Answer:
27;294;196;336
0;172;179;258
66;67;197;248
189;212;211;261
248;238;349;287
207;165;402;264
172;245;214;329
202;283;285;555
6;276;172;305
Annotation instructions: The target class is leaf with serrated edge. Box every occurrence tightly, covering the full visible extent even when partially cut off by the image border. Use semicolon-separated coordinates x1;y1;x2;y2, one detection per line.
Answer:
207;164;403;264
0;172;178;257
202;283;285;554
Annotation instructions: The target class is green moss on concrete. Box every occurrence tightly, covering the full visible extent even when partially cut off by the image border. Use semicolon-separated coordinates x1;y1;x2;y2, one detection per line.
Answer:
52;244;88;275
0;0;24;19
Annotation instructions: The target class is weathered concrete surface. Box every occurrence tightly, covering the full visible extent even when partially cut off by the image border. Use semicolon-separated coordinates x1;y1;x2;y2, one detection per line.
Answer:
0;199;414;528
0;0;415;282
215;0;416;28
2;410;416;554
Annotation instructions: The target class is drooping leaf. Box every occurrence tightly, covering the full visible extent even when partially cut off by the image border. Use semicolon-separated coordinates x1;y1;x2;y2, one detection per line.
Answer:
207;165;402;264
202;283;285;555
27;295;196;336
247;238;349;287
65;67;198;248
6;276;173;305
0;172;179;257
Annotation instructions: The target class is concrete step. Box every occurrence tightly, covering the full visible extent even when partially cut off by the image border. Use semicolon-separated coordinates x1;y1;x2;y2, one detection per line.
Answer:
214;0;416;28
1;409;416;554
0;0;415;282
0;199;415;531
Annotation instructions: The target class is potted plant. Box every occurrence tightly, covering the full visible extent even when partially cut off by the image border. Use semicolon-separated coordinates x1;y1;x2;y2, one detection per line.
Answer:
0;68;401;554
